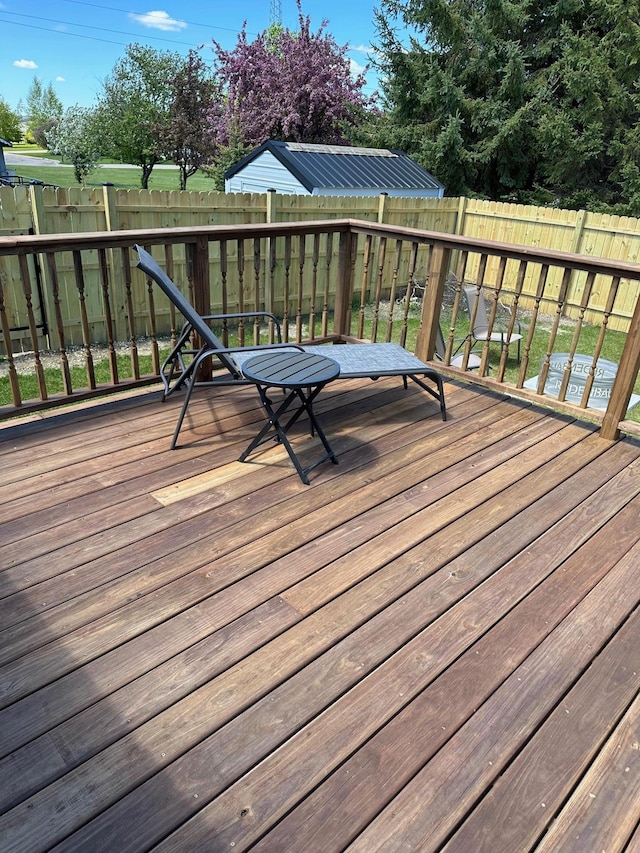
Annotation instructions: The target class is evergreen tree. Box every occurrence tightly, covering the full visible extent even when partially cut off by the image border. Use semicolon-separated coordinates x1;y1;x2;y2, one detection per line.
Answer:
373;0;640;211
25;78;63;145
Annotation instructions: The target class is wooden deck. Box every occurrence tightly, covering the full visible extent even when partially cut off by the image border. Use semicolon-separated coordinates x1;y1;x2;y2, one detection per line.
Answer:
0;375;639;852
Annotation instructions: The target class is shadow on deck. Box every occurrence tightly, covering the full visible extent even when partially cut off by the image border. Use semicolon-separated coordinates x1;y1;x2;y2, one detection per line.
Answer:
0;376;639;852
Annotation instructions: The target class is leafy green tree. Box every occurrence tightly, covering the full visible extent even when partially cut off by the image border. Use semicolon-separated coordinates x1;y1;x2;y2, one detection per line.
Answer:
0;99;22;142
25;78;63;145
95;44;182;189
48;106;100;184
165;50;221;190
373;0;640;211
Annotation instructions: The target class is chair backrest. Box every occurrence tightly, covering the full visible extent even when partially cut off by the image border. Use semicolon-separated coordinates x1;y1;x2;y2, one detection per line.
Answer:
462;286;490;336
434;324;446;360
134;245;239;375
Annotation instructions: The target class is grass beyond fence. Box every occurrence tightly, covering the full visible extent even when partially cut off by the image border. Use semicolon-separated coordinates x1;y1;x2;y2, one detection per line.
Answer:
12;164;217;192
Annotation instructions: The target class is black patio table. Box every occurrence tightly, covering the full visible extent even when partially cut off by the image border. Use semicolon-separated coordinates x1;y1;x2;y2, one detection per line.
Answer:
238;350;341;484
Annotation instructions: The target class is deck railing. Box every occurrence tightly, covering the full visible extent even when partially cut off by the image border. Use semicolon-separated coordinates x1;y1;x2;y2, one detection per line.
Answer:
0;219;639;440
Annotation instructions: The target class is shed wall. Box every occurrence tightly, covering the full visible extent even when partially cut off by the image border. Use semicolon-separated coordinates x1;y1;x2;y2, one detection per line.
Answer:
225;151;309;195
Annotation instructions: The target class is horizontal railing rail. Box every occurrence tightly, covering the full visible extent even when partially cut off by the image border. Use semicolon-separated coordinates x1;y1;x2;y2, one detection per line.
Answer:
0;219;639;440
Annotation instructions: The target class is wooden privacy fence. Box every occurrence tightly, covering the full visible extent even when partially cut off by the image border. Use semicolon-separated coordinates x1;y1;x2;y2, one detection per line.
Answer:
1;219;640;441
5;185;640;347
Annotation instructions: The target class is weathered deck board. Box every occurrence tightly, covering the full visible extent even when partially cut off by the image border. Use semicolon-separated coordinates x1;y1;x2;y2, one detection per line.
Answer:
0;376;638;853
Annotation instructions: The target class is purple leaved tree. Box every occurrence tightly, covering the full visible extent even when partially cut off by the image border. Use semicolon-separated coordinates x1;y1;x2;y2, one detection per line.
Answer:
165;50;222;190
211;5;374;148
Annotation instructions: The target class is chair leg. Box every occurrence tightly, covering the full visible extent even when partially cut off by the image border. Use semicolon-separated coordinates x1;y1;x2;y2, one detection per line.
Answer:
409;373;447;421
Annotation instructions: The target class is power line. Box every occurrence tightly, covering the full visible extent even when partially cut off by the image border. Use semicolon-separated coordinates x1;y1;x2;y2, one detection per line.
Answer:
0;10;199;48
57;0;258;36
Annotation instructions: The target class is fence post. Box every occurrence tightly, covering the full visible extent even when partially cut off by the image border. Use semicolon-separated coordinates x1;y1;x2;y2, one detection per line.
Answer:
601;293;640;440
455;196;468;237
333;229;354;338
415;242;452;361
377;192;388;223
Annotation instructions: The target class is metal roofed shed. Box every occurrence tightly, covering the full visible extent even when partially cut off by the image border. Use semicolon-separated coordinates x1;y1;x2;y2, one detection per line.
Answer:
224;140;445;198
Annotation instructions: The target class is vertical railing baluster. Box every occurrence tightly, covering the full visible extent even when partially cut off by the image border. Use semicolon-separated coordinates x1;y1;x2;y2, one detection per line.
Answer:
72;250;96;389
296;234;305;342
268;236;277;343
253;237;261;345
121;247;140;379
465;254;490;373
485;255;507;342
283;235;291;342
385;240;403;342
581;275;620;405
220;240;229;347
445;251;469;364
537;267;572;396
322;232;332;339
44;252;72;395
497;259;527;381
17;253;47;399
0;265;22;406
98;248;120;384
400;242;418;349
518;263;549;388
559;270;596;403
371;236;387;343
164;244;176;349
309;233;320;340
237;239;245;347
139;246;159;376
357;234;372;339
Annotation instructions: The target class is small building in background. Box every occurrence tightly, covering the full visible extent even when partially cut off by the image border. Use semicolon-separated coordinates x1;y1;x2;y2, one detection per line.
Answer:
224;140;445;198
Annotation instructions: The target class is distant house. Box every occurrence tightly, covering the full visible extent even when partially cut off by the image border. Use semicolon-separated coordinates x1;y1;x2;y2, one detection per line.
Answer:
224;140;445;198
0;138;13;178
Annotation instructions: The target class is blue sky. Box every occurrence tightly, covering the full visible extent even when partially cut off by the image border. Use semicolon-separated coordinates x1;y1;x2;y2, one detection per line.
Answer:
0;0;382;112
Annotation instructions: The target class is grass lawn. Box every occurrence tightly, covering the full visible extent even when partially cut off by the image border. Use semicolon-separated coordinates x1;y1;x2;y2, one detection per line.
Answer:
13;164;217;192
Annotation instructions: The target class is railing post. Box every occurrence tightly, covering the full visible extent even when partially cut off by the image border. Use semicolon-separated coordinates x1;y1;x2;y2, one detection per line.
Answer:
601;292;640;440
415;242;452;361
333;228;354;338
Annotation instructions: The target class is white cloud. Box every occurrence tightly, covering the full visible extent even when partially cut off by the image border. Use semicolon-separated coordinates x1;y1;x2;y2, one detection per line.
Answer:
350;58;368;76
128;10;187;32
14;59;38;69
56;76;65;82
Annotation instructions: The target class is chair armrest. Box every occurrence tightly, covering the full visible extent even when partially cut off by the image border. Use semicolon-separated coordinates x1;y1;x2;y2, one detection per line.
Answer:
202;312;283;342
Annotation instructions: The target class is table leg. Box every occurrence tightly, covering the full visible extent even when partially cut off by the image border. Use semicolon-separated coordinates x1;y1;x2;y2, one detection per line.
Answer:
239;383;338;484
